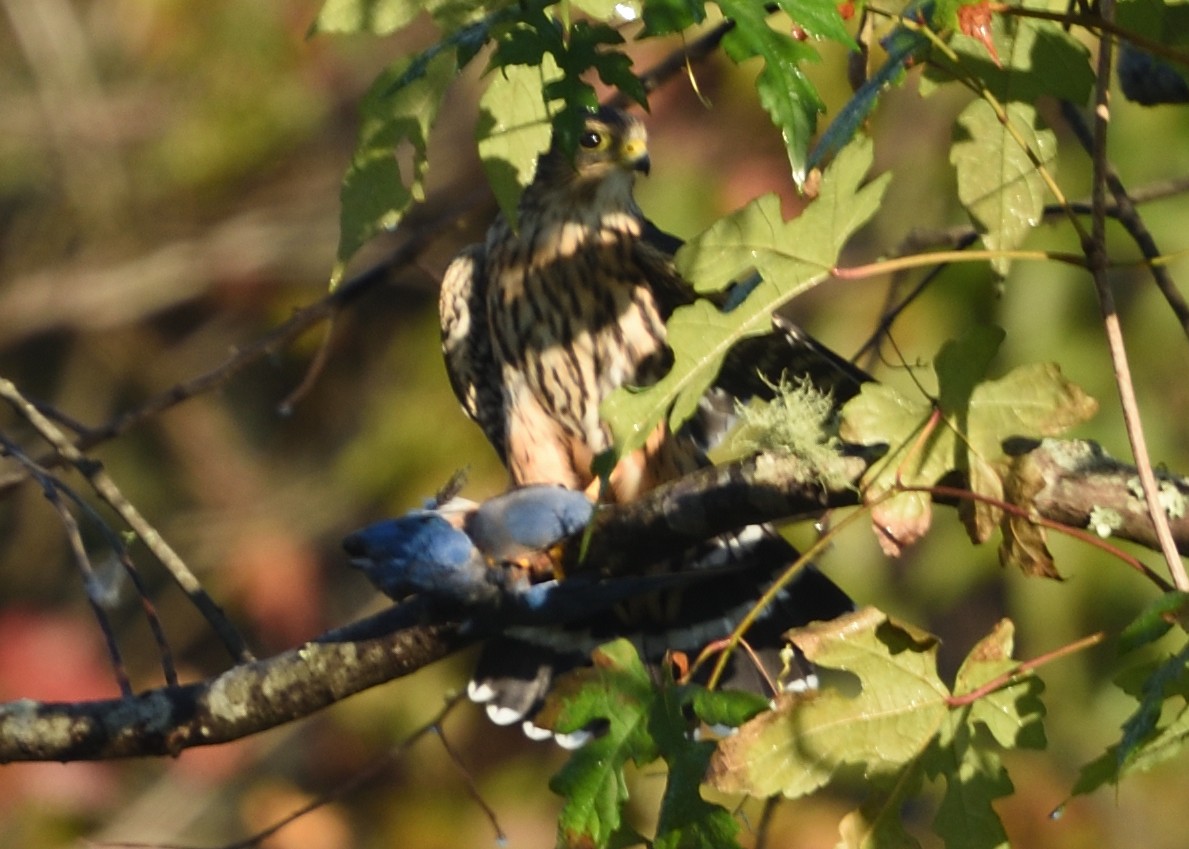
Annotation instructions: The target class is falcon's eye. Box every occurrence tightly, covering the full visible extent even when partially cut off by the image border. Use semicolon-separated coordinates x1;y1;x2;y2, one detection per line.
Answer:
578;130;605;150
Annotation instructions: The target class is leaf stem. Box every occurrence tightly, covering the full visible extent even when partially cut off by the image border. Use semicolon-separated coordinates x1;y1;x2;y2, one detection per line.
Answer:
947;632;1105;707
832;248;1088;280
702;506;873;690
921;483;1174;592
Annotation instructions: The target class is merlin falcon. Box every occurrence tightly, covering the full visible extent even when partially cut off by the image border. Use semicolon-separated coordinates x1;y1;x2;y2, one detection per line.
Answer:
438;106;863;735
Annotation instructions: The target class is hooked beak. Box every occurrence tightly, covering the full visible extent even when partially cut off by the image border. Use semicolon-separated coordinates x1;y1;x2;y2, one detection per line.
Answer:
621;138;651;175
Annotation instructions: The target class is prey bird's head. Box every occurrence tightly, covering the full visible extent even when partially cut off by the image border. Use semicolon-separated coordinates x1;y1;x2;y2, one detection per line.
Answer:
534;107;650;201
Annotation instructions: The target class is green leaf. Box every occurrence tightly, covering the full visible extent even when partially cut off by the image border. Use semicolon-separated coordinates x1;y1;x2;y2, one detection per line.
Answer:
809;29;924;172
593;48;649;108
331;51;455;287
707;608;950;798
544;640;659;849
653;724;741;849
641;0;706;35
690;688;770;729
477;57;558;227
927;620;1045;849
840;327;1097;555
1073;641;1189;797
541;640;743;849
952;620;1046;751
601;137;888;458
926;15;1094;104
951;100;1056;276
718;0;824;184
773;0;856;45
1119;642;1189;765
1118;590;1189;654
928;722;1013;849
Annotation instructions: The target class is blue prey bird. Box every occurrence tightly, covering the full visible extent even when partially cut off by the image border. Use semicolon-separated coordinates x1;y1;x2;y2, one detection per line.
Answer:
344;484;850;746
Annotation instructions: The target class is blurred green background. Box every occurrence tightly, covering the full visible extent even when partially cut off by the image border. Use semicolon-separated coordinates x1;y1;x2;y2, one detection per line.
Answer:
2;3;1189;848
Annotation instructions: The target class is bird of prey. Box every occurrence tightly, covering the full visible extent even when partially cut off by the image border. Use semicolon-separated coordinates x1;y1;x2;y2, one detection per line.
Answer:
437;106;864;736
441;107;865;501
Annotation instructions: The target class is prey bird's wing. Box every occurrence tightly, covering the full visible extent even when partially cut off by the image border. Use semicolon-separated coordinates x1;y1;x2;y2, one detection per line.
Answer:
439;243;508;464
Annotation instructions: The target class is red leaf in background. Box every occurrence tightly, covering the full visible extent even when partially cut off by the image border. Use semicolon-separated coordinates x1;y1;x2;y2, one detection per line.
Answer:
958;1;1001;68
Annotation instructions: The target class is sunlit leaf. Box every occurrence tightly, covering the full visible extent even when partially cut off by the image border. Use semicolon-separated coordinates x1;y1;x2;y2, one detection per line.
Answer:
708;608;949;798
541;640;743;849
951;100;1055;276
718;0;824;184
925;14;1094;103
477;57;558;227
952;620;1046;751
774;0;855;44
544;640;659;848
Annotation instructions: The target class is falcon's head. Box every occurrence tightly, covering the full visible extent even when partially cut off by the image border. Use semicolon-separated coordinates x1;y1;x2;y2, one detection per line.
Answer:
534;107;651;202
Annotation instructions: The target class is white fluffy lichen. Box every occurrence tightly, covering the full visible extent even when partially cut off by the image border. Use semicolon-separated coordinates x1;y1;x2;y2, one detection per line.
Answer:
726;375;850;489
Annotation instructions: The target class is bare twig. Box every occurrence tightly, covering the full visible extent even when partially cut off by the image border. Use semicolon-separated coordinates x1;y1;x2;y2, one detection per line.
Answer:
1059;101;1189;340
0;431;133;697
0;377;253;662
0;432;178;687
1081;3;1189;590
0;187;484;498
212;693;470;849
434;721;507;844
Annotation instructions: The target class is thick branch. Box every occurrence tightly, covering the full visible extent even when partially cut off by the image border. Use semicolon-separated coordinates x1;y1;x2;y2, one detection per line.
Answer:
576;451;865;574
1014;438;1189;556
0;603;469;763
4;439;1186;763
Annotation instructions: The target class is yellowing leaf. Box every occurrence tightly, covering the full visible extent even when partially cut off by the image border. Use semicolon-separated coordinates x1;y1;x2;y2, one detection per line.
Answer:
953;620;1046;751
1000;450;1060;578
840;327;1096;554
707;608;949;798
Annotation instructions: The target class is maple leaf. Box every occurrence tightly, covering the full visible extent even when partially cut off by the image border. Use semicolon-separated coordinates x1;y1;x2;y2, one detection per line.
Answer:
840;326;1097;555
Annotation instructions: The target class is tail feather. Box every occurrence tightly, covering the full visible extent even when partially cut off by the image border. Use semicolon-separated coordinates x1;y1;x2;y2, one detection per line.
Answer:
467;527;851;741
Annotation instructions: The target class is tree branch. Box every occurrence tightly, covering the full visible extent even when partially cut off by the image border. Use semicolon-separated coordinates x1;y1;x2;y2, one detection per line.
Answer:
4;437;1185;764
0;602;469;763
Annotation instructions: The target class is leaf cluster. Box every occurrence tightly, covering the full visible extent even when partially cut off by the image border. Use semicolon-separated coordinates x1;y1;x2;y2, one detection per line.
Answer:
312;0;1189;846
535;610;1046;849
322;0;866;280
